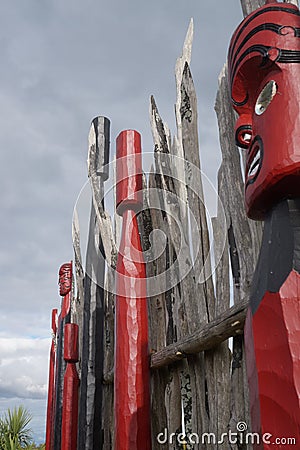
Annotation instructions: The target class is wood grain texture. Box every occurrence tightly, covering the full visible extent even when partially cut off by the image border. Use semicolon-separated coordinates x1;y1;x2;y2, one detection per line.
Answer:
149;23;211;446
146;170;167;352
180;62;215;322
215;65;260;300
286;0;299;5
240;1;299;20
78;118;110;450
102;265;115;449
138;171;169;450
215;65;253;449
151;299;247;369
177;56;219;446
71;209;84;378
240;0;265;17
150;96;191;447
210;188;231;449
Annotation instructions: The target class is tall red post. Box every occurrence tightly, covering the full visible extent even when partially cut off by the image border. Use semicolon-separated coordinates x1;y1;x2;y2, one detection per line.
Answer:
114;130;152;450
61;323;79;450
45;309;58;450
228;1;300;448
53;262;72;450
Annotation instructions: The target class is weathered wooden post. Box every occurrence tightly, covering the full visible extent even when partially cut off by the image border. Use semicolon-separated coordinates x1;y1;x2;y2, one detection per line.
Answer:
61;323;79;450
78;116;110;450
114;130;151;450
45;309;58;450
228;0;300;446
53;262;72;450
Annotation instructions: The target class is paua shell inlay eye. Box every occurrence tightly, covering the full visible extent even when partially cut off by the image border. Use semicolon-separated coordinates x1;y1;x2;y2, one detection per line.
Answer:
255;80;277;116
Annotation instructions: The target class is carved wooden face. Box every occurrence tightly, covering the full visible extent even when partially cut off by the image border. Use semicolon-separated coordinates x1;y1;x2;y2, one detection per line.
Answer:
58;263;72;296
228;2;300;219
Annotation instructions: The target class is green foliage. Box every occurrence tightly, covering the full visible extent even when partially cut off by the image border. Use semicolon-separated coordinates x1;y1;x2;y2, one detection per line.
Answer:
25;445;45;450
0;406;33;450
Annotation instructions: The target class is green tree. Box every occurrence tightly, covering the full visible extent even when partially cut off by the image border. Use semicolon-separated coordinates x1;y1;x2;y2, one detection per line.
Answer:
0;406;33;449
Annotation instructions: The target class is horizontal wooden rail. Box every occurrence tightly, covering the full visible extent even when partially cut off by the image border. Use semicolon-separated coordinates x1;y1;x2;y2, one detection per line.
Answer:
150;298;248;369
103;298;249;383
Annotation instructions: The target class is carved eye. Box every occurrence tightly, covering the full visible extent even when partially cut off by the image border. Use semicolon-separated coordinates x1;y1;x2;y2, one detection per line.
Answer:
255;80;277;115
235;125;252;149
241;132;252;144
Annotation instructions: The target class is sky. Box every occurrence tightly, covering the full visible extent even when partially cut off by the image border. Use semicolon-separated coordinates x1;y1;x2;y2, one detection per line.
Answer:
0;0;242;444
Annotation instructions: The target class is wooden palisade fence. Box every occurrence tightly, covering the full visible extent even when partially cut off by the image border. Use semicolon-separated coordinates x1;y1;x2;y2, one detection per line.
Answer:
45;0;299;449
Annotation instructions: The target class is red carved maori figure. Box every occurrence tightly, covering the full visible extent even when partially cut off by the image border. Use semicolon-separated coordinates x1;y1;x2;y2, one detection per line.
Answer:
59;263;73;297
114;130;151;450
45;309;58;450
52;262;72;450
229;0;300;220
61;323;79;450
229;1;300;448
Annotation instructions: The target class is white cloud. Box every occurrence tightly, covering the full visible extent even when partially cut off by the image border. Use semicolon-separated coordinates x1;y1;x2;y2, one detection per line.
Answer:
0;338;50;399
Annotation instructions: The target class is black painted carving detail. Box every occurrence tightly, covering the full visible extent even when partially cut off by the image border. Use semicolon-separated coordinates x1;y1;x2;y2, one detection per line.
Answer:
232;92;249;108
229;6;300;62
250;199;300;314
180;84;192;123
228;224;241;286
277;49;300;63
232;335;243;370
230;45;271;84
235;124;252;149
233;23;299;66
246;135;264;188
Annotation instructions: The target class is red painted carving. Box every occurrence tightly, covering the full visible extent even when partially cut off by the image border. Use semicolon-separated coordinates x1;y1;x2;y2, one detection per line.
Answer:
116;129;143;214
45;309;58;450
114;130;151;450
228;2;300;220
229;3;300;448
58;262;72;319
52;261;73;450
63;322;79;362
59;262;72;297
61;323;79;450
245;273;300;449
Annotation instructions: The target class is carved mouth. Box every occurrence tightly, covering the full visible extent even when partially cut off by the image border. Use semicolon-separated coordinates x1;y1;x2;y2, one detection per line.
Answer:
248;148;261;177
246;136;263;187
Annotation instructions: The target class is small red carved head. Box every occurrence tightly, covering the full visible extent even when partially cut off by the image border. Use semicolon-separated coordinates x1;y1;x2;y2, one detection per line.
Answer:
228;2;300;219
58;262;72;296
